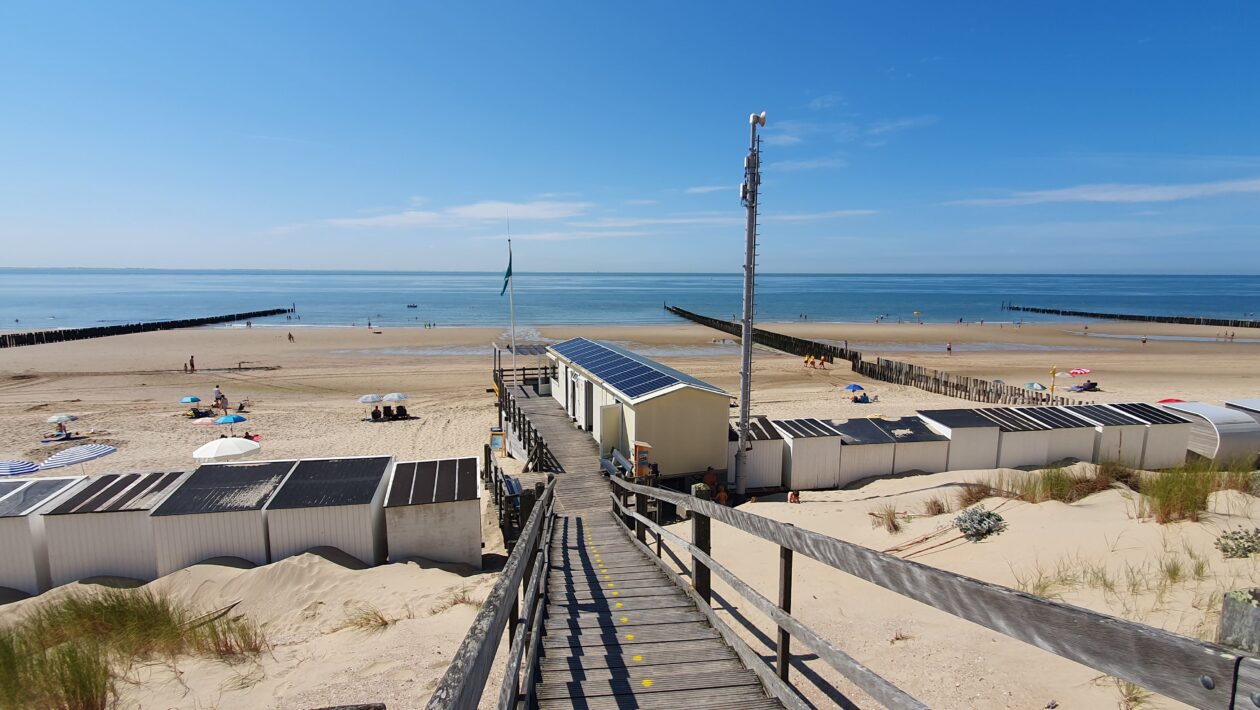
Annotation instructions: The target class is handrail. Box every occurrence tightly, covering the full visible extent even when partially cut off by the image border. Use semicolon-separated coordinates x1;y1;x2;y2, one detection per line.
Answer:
425;477;556;709
610;476;1251;709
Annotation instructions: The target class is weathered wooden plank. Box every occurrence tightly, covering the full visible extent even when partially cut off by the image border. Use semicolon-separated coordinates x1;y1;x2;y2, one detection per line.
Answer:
540;658;743;683
1235;656;1260;710
612;476;1246;709
547;596;697;612
539;639;738;667
551;578;672;592
545;610;706;630
535;668;760;700
542;624;720;648
537;685;781;710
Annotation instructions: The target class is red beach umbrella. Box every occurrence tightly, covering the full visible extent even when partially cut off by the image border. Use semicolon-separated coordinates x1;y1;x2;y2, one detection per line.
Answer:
1156;398;1184;403
1069;368;1092;376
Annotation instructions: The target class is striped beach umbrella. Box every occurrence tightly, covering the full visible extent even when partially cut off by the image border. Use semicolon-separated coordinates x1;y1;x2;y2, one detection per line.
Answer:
0;460;40;476
358;394;383;404
1069;368;1092;376
46;414;78;424
382;392;408;402
40;443;116;470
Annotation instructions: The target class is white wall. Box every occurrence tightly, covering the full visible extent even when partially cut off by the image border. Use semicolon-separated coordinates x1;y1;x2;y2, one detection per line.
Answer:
1141;423;1191;469
46;511;158;587
386;499;482;568
783;437;842;490
268;504;379;566
153;510;269;577
1092;425;1147;467
891;441;949;475
996;431;1051;469
0;517;39;595
1045;429;1097;464
726;439;784;489
839;443;895;487
920;419;999;471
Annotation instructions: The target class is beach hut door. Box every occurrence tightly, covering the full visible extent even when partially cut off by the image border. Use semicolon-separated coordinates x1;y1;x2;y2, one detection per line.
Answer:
583;380;594;431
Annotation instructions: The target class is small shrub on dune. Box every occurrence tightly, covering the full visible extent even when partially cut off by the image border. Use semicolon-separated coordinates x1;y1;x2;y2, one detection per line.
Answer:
953;506;1007;542
1215;528;1260;559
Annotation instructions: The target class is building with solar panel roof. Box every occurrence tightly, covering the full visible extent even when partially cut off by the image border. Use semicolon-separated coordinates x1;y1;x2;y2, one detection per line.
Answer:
547;338;731;477
384;457;481;568
1103;403;1192;469
43;471;189;587
0;476;87;595
917;409;1001;471
1058;405;1148;466
725;416;783;489
265;456;393;567
150;460;296;576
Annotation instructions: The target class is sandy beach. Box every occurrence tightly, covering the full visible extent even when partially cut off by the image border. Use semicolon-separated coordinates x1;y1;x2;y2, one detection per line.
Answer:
2;320;1259;707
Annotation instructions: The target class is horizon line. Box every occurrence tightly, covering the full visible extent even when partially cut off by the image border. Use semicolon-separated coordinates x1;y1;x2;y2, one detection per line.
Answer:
2;267;1258;277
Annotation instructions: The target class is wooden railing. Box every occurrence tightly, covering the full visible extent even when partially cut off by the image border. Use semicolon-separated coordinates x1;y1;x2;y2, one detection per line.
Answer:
608;476;1260;709
0;308;293;348
1004;302;1260;329
666;304;1087;406
425;477;556;710
493;369;555;472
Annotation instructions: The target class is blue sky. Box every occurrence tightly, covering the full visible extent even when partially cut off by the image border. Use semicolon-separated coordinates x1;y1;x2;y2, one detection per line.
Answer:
2;2;1257;272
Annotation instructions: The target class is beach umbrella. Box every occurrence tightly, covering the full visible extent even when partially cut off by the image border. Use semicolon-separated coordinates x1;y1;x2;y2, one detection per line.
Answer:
382;392;408;402
214;413;247;435
358;394;383;404
844;384;864;391
193;437;261;464
180;396;201;404
1157;398;1185;404
1024;382;1048;391
191;417;217;425
0;460;39;476
1069;368;1092;376
1054;371;1074;378
992;379;1005;386
40;443;116;471
46;414;78;424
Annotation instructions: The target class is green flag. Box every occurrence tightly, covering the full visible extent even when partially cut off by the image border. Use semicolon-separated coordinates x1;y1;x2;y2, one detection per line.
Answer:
500;246;512;296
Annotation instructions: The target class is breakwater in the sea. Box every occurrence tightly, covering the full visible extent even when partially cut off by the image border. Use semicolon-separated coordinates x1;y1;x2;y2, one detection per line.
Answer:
1002;303;1260;329
0;308;293;348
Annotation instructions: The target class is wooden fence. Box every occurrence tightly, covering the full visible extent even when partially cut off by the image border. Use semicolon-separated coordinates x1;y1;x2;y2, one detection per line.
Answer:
425;478;557;709
609;476;1260;709
666;305;1085;406
493;368;557;473
1004;302;1260;329
0;308;293;348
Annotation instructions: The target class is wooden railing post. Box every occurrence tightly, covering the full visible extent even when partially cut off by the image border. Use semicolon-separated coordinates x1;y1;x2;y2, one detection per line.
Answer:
692;485;712;604
635;490;648;544
777;524;795;682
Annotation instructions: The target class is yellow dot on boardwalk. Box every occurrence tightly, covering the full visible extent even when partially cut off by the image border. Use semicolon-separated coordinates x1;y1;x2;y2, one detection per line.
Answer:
611;591;620;596
641;679;654;688
625;634;635;641
619;616;629;623
615;602;624;608
632;654;643;662
606;582;616;588
603;574;611;580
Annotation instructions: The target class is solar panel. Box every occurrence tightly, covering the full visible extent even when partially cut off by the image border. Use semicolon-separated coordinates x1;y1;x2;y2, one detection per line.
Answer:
386;457;479;506
973;408;1049;432
869;417;948;443
1060;405;1144;427
0;478;81;518
152;461;295;516
1014;407;1094;429
551;338;726;400
267;457;392;510
1107;402;1191;425
917;409;1000;429
831;418;896;445
771;418;844;438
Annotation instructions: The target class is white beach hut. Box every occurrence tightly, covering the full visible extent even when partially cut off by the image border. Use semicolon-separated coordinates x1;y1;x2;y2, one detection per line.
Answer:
0;476;87;595
771;419;845;491
265;456;394;566
726;416;785;490
974;408;1052;469
1059;404;1148;467
1014;407;1097;464
870;417;950;475
1225;400;1260;428
832;418;896;486
1162;402;1260;464
1104;403;1192;470
43;471;188;587
917;409;1001;471
385;457;482;568
150;460;296;576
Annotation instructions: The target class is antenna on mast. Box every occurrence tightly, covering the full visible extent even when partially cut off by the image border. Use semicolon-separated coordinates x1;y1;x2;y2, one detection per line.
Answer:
734;111;766;497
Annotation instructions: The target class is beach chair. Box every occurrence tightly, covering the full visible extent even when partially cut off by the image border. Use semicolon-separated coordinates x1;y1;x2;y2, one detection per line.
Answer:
382;405;396;420
396;405;411;419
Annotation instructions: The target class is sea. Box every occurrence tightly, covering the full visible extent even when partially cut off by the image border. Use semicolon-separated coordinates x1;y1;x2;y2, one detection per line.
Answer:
1;269;1257;331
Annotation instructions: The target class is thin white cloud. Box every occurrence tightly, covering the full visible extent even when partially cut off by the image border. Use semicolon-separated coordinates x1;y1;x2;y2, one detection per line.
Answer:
685;185;729;194
948;177;1260;206
807;93;843;110
507;230;646;242
571;210;874;228
326;200;593;228
865;115;938;135
765;157;848;172
623;199;659;206
767;210;877;221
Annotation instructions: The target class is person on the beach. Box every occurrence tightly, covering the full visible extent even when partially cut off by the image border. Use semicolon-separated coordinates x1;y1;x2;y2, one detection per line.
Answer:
183;362;188;373
288;332;295;343
189;355;195;373
1141;336;1148;346
947;341;952;356
715;486;730;506
703;466;718;492
787;490;800;504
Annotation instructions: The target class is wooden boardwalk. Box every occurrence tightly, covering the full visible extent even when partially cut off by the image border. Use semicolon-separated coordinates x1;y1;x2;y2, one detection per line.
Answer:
506;389;785;708
536;513;784;709
511;386;609;514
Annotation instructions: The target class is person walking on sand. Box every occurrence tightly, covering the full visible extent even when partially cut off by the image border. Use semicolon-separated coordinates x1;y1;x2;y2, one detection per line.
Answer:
947;341;952;356
1141;336;1148;346
189;355;195;373
288;332;295;343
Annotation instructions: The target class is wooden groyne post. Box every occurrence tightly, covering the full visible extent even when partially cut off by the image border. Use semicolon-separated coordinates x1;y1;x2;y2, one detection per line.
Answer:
1002;302;1260;329
0;307;294;349
665;304;1086;406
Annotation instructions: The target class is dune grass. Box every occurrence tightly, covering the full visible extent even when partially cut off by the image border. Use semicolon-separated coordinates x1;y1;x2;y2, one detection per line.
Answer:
0;588;267;709
343;602;393;631
869;503;902;534
921;495;949;517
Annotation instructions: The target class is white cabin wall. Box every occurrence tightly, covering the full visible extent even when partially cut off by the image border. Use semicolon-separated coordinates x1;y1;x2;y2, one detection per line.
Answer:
839;444;895;487
784;438;841;490
996;432;1051;469
386;499;481;568
0;518;39;595
153;510;269;577
726;439;784;488
891;441;949;474
46;512;158;587
268;505;377;566
1045;429;1096;464
1141;423;1190;469
944;429;1000;471
1092;425;1147;466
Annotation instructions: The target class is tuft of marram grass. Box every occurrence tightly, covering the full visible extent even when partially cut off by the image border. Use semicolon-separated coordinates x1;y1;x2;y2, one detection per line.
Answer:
921;496;949;517
343;602;393;631
1141;469;1217;523
870;503;902;534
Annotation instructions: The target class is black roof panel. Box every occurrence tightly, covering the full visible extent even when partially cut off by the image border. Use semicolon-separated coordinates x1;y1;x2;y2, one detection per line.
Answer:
832;418;896;445
870;417;949;443
1014;407;1095;429
0;478;81;518
152;461;294;516
386;457;478;507
729;416;785;442
1059;405;1143;427
916;409;999;429
1107;402;1192;425
973;408;1050;432
266;457;392;510
771;418;844;438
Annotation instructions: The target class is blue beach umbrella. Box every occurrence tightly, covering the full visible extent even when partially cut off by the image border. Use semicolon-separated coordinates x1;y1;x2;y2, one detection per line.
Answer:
1024;382;1048;391
0;460;40;476
214;414;247;425
40;444;116;472
180;396;201;404
844;384;864;391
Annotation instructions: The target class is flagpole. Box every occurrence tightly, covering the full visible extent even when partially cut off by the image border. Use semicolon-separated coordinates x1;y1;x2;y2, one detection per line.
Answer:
508;238;517;382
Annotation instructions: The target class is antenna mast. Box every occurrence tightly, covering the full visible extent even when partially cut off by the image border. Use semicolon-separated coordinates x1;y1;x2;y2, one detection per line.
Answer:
735;111;766;496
